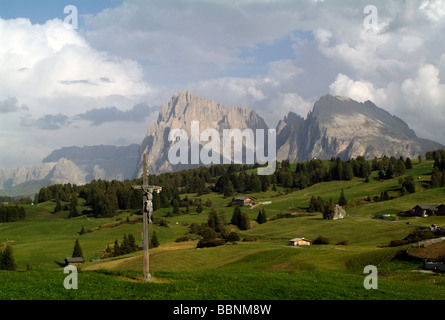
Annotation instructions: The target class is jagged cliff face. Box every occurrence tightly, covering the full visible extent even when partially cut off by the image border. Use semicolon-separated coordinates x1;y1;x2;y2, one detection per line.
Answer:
43;144;139;181
276;95;444;162
1;92;444;191
0;158;87;189
136;90;269;176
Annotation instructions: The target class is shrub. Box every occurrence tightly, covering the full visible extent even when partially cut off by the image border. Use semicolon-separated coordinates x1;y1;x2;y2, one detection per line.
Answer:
313;236;330;245
336;240;348;246
389;239;407;247
242;237;257;242
200;227;217;241
226;232;240;243
175;236;190;242
159;218;169;227
197;239;226;248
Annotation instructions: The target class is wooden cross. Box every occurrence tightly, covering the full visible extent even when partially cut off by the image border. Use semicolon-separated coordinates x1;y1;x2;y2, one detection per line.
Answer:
132;154;162;282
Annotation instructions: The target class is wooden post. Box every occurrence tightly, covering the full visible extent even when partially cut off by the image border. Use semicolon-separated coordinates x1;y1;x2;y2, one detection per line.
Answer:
132;154;162;282
142;154;150;281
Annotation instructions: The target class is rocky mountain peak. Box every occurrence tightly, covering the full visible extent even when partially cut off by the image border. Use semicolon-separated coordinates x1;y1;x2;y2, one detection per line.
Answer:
276;94;442;162
138;91;269;175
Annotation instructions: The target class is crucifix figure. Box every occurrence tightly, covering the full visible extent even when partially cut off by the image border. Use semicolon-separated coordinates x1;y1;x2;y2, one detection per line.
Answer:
133;154;162;282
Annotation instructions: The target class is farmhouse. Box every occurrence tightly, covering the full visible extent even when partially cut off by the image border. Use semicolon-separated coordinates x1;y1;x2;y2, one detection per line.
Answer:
289;238;312;246
413;205;439;217
65;257;84;266
234;196;257;207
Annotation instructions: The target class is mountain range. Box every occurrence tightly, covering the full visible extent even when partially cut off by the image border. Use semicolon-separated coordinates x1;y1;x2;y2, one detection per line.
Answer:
0;91;443;196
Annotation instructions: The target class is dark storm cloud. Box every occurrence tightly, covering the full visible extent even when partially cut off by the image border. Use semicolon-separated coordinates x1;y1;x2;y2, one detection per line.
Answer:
76;103;159;126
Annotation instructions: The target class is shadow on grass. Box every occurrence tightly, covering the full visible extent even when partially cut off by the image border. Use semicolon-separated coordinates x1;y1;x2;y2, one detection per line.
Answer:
54;260;65;267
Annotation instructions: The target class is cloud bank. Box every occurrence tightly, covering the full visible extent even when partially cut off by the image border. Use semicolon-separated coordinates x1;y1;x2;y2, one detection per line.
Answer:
1;0;445;168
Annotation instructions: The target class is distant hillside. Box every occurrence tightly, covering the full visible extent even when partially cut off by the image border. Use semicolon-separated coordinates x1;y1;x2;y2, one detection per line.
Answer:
0;179;53;198
43;144;140;181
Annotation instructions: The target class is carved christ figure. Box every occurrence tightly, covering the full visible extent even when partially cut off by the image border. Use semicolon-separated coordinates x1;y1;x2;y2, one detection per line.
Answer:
143;188;153;223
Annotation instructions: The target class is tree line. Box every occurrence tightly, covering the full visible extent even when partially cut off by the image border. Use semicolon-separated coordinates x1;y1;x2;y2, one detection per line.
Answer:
33;151;441;219
0;205;26;222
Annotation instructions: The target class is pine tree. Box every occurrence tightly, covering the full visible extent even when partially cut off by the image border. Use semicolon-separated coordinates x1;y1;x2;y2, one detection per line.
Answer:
1;245;17;271
405;158;413;169
231;206;242;226
307;195;317;213
128;233;137;252
79;225;85;235
196;201;203;214
122;234;129;254
54;200;62;214
207;207;218;231
238;211;251;231
172;199;179;215
150;231;160;248
431;166;441;188
72;238;83;259
256;209;267;224
113;240;121;257
322;198;335;220
338;189;347;206
385;164;394;179
223;180;234;197
69;195;79;218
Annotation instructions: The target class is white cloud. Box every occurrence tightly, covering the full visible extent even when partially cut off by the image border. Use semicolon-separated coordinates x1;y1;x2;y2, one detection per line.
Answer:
329;73;387;105
0;16;155;168
402;64;445;111
2;0;445;168
0;17;152;116
419;0;445;22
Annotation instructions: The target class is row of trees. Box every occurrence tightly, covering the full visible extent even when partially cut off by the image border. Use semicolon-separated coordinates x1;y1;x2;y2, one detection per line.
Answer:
34;150;442;220
0;205;26;222
103;233;140;258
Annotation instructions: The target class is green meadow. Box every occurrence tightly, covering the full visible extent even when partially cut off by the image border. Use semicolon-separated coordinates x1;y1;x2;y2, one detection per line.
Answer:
0;160;444;300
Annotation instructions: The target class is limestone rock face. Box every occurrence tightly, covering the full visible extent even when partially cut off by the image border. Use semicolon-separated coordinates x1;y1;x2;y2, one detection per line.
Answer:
0;158;86;189
276;95;444;162
136;90;269;176
2;92;444;191
43;144;139;181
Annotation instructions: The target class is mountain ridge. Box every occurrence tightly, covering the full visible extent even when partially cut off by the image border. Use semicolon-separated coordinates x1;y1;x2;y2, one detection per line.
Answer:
0;91;443;194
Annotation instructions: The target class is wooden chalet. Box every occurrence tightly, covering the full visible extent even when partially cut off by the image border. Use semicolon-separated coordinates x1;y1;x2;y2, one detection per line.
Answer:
65;257;84;266
288;238;312;246
234;196;257;207
413;205;439;217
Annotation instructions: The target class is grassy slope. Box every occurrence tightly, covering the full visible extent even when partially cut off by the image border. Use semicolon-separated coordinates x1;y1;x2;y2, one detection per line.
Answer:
1;159;445;300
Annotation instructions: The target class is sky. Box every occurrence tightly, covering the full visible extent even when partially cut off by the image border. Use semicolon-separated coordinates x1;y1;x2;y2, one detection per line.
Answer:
1;0;445;168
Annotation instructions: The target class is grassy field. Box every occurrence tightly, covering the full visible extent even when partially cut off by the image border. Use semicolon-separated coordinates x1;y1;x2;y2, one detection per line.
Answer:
1;159;444;300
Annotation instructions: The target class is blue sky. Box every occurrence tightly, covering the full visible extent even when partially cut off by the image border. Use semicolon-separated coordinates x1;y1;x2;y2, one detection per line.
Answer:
0;0;444;168
0;0;122;25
